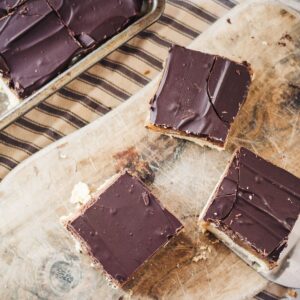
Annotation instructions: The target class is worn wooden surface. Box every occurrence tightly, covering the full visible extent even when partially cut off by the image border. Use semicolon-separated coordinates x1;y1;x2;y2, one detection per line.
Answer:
0;1;300;299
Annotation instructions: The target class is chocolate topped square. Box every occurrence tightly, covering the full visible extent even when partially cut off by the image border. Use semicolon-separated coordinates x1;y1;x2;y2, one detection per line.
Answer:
147;45;252;150
66;172;183;286
0;0;82;97
48;0;143;48
201;147;300;271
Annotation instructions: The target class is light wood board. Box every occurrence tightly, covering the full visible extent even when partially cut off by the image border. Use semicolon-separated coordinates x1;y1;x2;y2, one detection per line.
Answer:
1;1;300;299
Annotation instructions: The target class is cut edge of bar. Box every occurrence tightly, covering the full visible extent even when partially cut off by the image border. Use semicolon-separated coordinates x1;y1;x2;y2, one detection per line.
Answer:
198;148;278;274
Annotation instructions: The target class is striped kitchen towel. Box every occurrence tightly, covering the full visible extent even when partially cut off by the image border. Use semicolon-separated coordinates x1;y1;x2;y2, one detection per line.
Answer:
0;0;240;179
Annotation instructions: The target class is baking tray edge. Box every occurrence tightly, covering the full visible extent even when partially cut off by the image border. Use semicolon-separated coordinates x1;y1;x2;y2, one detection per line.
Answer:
0;0;165;130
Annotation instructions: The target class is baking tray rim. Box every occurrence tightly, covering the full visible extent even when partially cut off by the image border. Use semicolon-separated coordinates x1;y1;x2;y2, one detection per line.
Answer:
0;0;165;130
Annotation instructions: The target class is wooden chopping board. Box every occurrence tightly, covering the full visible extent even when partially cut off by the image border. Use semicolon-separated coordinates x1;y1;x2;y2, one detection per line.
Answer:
1;1;300;299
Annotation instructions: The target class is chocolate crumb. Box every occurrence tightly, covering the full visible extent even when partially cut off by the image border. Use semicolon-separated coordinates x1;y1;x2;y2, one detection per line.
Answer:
142;192;150;206
280;33;292;42
278;41;286;47
278;33;293;47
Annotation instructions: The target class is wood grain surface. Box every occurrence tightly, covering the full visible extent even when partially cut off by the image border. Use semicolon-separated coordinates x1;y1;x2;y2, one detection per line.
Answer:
0;1;299;299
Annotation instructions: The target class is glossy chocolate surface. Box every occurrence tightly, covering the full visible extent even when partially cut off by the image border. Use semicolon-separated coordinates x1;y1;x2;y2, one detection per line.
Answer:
68;172;183;284
150;46;252;145
0;0;26;18
48;0;143;48
204;147;300;262
0;0;81;97
0;0;53;52
0;0;144;98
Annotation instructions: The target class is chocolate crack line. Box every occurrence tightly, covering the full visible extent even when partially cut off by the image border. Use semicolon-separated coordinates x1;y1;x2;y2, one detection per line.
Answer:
45;0;84;48
220;156;294;232
206;57;229;125
219;183;293;232
213;193;236;220
214;154;241;223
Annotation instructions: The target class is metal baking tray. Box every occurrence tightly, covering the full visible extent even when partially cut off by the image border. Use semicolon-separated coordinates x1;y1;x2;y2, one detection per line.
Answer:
0;0;165;130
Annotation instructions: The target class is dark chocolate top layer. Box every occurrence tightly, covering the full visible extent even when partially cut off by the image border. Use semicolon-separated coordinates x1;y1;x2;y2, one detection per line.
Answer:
204;147;300;262
0;0;26;18
0;0;81;97
150;45;252;145
0;0;144;98
48;0;143;48
0;0;52;52
68;172;183;284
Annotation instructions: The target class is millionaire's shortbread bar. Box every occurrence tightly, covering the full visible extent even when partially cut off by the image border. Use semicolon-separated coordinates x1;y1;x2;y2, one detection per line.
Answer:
64;172;183;287
147;45;252;150
200;147;300;273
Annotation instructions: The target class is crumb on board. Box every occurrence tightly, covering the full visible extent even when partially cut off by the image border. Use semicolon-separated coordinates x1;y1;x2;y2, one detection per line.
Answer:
280;33;292;42
192;245;212;262
74;239;82;253
59;214;73;225
226;18;231;24
278;33;293;47
59;152;67;159
278;41;286;47
70;182;91;206
210;239;219;244
204;231;220;244
287;289;298;298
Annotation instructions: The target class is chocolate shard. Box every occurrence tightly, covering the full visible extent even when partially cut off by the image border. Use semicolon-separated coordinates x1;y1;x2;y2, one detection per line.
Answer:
203;147;300;268
148;45;252;149
47;0;144;48
66;172;183;286
0;0;82;98
76;33;96;48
